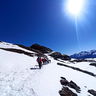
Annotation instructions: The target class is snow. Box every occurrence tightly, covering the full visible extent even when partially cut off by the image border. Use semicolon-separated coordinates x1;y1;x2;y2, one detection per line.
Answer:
0;49;61;96
58;65;96;95
0;41;35;53
65;61;96;74
0;42;96;96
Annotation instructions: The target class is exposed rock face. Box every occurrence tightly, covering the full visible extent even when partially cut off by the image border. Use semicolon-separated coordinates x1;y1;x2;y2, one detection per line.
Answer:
70;59;96;63
88;89;96;96
60;77;81;93
17;44;46;57
18;43;71;60
59;87;77;96
90;63;96;67
60;77;69;86
69;81;81;93
59;77;81;96
50;52;71;60
30;44;53;53
0;48;34;57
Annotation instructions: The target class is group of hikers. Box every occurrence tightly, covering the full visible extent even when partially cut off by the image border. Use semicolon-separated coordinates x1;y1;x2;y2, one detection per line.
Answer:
36;56;51;69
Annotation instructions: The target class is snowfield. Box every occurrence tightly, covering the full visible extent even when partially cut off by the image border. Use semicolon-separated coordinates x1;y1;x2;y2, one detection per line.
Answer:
0;41;35;53
64;61;96;74
0;42;96;96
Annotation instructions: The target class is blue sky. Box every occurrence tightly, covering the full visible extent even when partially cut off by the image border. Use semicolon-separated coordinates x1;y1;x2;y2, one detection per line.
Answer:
0;0;96;55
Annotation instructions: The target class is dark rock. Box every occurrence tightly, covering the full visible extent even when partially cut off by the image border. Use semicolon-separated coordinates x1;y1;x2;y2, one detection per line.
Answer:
69;81;81;93
30;44;52;53
59;87;77;96
17;44;46;55
61;77;67;80
70;59;96;63
88;89;96;96
90;63;96;67
50;52;71;60
0;48;34;57
71;59;88;62
17;44;48;57
60;77;81;93
60;77;69;86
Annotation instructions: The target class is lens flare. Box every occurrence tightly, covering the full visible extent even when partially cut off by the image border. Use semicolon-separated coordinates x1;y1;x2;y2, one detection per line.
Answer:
66;0;84;16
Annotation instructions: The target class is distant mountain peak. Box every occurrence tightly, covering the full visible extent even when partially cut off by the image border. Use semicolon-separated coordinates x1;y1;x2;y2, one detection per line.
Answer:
71;50;96;59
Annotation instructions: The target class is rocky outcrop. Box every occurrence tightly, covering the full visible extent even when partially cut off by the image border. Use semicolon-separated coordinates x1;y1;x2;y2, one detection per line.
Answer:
90;63;96;67
17;44;44;55
60;77;81;93
60;77;69;86
59;77;79;96
30;44;53;53
50;52;71;60
0;48;34;57
88;89;96;96
70;59;96;63
69;81;81;93
18;44;71;61
59;87;77;96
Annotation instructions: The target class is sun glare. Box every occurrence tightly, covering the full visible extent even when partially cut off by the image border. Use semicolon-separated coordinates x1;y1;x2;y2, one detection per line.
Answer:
66;0;84;16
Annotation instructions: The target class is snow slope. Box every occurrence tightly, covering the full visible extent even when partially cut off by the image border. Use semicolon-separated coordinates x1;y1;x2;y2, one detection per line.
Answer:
0;42;96;96
0;41;35;53
64;61;96;74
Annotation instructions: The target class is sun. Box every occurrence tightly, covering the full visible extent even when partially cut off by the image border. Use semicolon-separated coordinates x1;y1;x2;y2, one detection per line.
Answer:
66;0;84;16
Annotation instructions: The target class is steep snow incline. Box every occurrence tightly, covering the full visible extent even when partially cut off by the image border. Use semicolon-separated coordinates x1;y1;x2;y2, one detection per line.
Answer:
0;49;60;96
29;58;61;96
0;49;36;73
0;41;35;53
0;49;38;96
0;49;96;96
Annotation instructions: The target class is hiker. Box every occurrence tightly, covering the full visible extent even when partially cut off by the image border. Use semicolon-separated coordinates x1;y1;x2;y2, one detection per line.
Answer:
37;57;42;69
42;58;47;64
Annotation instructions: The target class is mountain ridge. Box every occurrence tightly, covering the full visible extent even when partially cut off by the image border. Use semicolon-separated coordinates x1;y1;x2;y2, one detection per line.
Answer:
0;41;96;96
70;50;96;59
0;41;71;60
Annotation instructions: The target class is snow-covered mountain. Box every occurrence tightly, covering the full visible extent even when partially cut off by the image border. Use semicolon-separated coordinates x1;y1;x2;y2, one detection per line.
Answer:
0;41;96;96
70;50;96;59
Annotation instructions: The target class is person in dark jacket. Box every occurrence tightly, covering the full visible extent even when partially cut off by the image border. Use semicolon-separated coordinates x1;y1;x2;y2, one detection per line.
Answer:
37;57;42;69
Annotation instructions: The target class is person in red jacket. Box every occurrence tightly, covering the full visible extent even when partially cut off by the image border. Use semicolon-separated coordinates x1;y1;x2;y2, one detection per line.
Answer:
42;58;47;64
37;57;42;69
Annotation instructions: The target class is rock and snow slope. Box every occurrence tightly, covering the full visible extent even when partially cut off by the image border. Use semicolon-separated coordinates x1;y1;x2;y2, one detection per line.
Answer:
0;41;32;52
0;42;96;96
